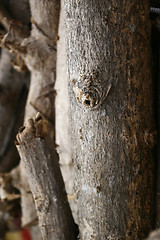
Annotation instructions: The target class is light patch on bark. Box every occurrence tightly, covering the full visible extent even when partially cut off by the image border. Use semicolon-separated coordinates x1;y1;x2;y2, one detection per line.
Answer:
55;5;77;222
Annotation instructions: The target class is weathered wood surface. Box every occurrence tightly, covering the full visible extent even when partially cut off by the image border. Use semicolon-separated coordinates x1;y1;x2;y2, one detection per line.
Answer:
16;0;60;227
55;5;77;222
64;0;156;239
16;115;78;240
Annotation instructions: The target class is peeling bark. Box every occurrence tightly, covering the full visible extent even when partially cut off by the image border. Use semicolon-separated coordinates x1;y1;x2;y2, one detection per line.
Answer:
16;115;78;240
64;0;155;239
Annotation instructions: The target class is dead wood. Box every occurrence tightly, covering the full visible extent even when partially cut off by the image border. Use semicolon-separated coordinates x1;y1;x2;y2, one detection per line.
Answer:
16;114;78;240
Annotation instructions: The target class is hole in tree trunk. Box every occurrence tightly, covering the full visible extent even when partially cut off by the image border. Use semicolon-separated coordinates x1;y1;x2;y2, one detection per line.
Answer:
84;100;91;106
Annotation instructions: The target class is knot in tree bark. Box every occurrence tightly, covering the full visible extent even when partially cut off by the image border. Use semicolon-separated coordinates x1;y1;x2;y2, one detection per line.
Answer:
72;71;111;109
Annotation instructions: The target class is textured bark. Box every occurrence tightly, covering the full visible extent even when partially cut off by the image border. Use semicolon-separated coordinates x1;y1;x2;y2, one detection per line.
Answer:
18;0;60;227
55;5;77;222
16;115;77;240
64;1;155;239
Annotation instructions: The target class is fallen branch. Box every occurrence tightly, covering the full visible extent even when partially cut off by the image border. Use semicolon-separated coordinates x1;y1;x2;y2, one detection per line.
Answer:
16;114;78;240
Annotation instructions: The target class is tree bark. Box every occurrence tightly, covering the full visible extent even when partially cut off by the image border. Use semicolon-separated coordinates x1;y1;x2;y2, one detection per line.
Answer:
17;0;60;227
64;0;155;239
16;115;77;240
55;4;77;222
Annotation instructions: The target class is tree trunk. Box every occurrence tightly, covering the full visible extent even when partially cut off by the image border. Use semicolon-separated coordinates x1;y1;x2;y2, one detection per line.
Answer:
63;0;156;239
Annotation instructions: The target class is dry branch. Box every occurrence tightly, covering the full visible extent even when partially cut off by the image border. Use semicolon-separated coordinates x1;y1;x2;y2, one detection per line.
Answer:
16;114;78;240
18;0;60;228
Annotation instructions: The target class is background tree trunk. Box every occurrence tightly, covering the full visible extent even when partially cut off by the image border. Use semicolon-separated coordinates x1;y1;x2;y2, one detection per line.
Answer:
0;49;28;173
64;0;156;239
55;4;78;223
0;0;30;172
19;0;60;228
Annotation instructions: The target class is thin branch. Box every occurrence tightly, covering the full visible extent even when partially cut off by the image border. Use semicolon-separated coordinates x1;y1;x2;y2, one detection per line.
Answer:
16;114;78;240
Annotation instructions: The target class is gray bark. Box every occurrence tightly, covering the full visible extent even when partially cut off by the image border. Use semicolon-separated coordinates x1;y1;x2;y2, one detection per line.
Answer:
17;0;60;227
63;0;155;239
55;5;78;222
16;115;77;240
